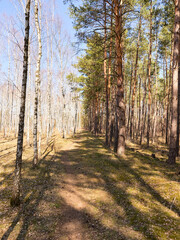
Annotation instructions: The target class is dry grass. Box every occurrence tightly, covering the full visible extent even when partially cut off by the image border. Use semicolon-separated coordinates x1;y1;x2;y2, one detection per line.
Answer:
0;131;180;240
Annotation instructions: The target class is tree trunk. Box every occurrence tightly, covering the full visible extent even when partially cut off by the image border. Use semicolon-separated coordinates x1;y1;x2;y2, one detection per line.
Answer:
165;53;169;145
104;0;109;145
27;43;31;146
147;0;152;147
127;59;133;134
46;17;51;143
136;76;141;140
94;93;98;136
33;0;42;167
169;32;174;143
130;14;141;139
168;0;180;164
140;64;147;145
114;0;125;156
10;0;31;206
152;30;158;143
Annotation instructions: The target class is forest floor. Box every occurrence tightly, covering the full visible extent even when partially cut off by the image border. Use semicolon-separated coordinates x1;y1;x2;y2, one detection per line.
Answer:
0;131;180;240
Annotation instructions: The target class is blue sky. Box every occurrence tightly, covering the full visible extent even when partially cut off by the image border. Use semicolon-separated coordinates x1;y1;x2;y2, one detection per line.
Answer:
0;0;81;81
0;0;76;39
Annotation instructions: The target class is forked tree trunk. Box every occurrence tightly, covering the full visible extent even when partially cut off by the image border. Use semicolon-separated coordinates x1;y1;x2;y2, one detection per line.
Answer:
168;0;180;164
10;0;31;207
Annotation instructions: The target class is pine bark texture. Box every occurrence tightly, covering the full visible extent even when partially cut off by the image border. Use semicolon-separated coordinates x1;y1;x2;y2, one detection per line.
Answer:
168;0;180;164
114;0;125;156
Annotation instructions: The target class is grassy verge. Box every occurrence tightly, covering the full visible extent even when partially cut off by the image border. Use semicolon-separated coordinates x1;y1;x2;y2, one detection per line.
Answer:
0;131;179;240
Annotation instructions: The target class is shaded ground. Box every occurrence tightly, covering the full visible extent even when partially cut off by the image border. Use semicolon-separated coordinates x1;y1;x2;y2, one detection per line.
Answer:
0;132;180;240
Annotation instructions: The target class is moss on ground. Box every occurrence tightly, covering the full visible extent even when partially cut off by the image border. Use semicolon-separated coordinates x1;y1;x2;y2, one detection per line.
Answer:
0;131;179;240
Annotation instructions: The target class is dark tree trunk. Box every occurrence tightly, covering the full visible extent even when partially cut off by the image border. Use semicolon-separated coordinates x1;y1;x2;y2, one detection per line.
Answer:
10;0;31;207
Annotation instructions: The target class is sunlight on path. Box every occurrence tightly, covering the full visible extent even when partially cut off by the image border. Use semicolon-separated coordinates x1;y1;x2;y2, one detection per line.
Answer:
0;132;180;240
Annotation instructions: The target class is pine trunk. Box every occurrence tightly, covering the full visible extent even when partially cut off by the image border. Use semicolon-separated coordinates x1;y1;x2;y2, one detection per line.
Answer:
130;14;141;139
114;0;125;156
168;0;180;164
104;0;109;145
147;0;152;147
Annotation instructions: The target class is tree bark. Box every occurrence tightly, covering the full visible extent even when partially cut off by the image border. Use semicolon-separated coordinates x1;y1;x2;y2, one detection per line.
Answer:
152;30;158;143
147;0;152;147
27;43;31;146
46;17;51;143
104;0;109;145
140;63;147;145
136;76;141;140
10;0;31;206
168;0;180;164
165;53;169;145
33;0;42;167
127;59;133;134
130;14;141;139
114;0;125;156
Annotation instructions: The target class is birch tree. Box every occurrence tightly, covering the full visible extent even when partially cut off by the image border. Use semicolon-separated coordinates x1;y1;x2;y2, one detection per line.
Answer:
33;0;42;167
10;0;31;206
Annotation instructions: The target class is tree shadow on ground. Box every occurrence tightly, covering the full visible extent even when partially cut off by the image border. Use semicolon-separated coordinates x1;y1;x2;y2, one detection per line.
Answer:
1;132;180;240
1;153;53;240
1;134;126;240
66;132;180;238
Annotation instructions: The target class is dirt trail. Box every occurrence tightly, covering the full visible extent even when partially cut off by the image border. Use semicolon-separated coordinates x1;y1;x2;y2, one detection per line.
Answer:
1;132;180;240
53;139;93;240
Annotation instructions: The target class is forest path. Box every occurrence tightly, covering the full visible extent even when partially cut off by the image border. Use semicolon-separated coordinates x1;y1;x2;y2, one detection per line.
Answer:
0;131;180;240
